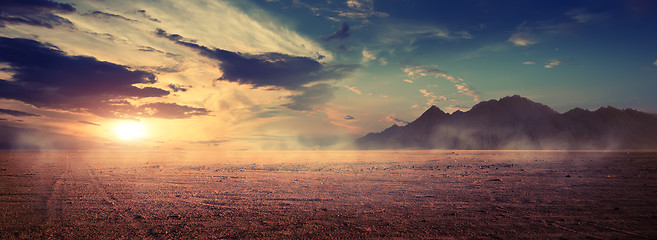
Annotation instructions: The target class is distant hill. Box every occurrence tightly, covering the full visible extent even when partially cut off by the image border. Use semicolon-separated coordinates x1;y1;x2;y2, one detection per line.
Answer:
355;95;657;150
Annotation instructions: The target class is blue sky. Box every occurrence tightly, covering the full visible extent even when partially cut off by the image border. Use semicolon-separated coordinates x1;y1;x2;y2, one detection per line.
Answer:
0;0;656;149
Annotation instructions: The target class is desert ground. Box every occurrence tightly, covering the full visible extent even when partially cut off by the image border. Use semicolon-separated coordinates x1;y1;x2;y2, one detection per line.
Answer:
1;150;656;239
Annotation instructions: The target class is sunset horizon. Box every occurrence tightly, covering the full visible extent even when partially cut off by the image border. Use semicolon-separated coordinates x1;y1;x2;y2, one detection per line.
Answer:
1;0;656;150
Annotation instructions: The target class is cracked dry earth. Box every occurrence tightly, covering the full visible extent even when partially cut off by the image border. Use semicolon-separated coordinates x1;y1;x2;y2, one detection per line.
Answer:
1;150;656;239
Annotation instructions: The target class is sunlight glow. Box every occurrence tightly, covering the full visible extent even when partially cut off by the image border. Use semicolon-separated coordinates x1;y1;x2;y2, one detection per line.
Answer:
114;121;146;141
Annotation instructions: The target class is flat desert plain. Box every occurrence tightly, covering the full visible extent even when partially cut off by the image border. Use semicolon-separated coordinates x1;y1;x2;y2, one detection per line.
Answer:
1;150;656;239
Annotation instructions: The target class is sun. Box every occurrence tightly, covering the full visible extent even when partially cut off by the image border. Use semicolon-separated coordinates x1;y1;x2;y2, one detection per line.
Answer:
114;121;146;141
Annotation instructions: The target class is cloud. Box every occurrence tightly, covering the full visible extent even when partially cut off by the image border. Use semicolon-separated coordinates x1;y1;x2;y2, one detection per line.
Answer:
0;108;40;117
0;37;209;119
344;85;362;95
323;22;350;41
404;66;451;79
168;84;188;92
157;29;357;90
377;22;471;47
456;42;509;60
419;89;448;106
78;120;100;126
653;59;657;67
382;113;408;126
545;59;561;68
565;9;608;24
403;79;413;83
508;32;536;46
340;0;389;20
419;89;435;98
404;65;480;102
362;49;377;62
83;11;135;22
344;115;355;120
135;9;160;22
0;0;75;28
195;140;228;146
283;84;336;111
523;61;536;65
139;102;210;119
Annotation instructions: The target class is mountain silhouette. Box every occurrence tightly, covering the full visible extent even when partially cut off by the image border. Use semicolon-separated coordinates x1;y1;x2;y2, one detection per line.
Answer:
355;95;657;150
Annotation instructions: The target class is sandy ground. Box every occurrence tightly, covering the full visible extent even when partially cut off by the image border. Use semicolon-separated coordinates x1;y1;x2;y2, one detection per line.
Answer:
1;150;656;239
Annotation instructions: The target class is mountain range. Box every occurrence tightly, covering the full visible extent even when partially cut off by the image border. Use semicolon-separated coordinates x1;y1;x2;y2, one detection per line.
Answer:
355;95;657;150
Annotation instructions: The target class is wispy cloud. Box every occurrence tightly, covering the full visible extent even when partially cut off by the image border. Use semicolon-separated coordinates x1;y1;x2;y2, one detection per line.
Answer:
403;65;480;102
403;79;413;83
362;48;377;61
381;113;408;126
508;32;536;46
456;42;509;60
419;89;448;106
653;59;657;67
340;0;389;21
377;22;471;47
523;61;535;65
83;11;135;22
344;85;362;95
323;22;350;41
0;108;40;117
545;59;561;68
78;120;100;126
565;9;608;24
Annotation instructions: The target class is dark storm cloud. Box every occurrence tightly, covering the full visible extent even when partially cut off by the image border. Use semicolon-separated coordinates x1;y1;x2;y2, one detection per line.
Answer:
155;28;357;90
282;84;336;111
0;108;40;117
344;115;355;120
0;0;75;28
323;22;350;41
0;37;209;119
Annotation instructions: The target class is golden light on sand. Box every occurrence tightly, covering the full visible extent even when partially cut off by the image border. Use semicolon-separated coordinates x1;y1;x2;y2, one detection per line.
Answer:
114;121;146;141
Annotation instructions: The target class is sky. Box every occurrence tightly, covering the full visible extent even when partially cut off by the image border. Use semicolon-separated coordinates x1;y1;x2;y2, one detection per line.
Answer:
0;0;656;150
